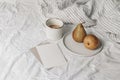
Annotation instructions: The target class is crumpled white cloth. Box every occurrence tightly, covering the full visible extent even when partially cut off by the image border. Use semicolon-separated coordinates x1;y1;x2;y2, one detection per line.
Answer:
0;0;120;80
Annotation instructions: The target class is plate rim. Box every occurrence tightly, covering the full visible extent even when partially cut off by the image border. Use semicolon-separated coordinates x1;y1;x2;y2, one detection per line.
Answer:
62;32;103;57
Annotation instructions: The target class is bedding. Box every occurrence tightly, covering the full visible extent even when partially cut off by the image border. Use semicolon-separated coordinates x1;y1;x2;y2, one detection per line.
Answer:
0;0;120;80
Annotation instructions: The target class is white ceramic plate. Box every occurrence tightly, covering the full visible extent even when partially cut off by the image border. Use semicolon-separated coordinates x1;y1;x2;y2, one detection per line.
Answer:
62;32;103;57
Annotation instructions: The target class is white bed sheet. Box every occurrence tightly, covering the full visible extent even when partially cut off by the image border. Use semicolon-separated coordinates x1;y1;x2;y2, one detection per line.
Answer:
0;0;120;80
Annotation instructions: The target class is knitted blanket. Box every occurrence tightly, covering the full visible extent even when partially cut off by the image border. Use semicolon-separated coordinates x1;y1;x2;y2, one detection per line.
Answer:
43;0;120;43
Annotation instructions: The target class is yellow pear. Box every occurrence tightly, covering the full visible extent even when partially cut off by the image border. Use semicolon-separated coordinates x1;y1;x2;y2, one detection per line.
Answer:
83;34;100;50
72;23;86;43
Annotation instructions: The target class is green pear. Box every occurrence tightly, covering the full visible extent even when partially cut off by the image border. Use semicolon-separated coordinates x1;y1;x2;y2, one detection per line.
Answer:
72;23;86;43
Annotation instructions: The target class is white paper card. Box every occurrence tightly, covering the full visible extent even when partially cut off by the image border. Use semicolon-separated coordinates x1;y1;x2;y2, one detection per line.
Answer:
36;44;67;68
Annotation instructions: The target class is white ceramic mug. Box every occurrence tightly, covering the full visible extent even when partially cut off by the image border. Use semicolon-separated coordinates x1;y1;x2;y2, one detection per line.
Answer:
45;18;64;41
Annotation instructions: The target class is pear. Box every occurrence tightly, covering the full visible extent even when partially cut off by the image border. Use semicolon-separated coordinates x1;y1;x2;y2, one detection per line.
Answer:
83;34;100;50
72;23;86;43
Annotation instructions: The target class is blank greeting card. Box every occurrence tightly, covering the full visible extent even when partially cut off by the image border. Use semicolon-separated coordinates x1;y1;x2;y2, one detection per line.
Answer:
35;43;67;69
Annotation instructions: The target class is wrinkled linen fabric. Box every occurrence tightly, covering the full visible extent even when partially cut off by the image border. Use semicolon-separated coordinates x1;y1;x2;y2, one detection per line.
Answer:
0;0;120;80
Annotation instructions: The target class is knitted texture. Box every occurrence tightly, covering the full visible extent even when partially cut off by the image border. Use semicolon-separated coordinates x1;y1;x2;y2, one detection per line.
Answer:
41;0;120;43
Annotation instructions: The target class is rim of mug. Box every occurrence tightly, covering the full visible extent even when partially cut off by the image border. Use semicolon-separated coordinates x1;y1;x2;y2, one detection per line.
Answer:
46;18;64;29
